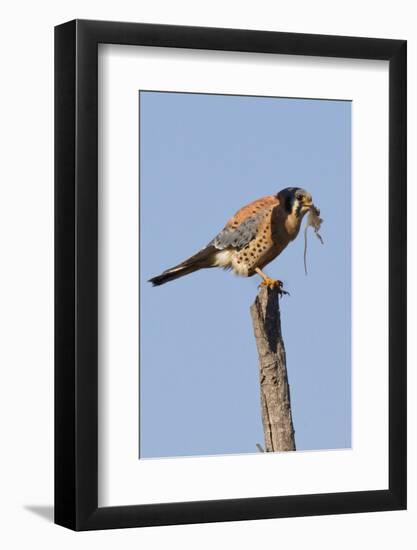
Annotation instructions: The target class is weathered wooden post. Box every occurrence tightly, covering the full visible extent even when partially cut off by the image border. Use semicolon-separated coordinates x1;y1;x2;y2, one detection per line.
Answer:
250;286;296;452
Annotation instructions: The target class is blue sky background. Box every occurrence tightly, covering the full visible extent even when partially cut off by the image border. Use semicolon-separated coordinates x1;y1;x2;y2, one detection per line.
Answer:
139;91;351;458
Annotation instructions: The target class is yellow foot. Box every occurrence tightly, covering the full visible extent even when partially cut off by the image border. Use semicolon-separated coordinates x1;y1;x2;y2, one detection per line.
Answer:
259;278;289;295
259;277;282;288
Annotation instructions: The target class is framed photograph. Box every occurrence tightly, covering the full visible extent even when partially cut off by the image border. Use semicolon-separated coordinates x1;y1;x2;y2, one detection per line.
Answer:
55;19;406;531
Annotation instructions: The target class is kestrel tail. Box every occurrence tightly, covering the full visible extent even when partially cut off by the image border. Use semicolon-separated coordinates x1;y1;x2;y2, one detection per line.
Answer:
149;187;317;289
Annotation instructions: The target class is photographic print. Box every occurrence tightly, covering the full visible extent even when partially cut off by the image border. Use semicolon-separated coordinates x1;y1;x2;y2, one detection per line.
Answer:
139;91;351;459
55;21;406;529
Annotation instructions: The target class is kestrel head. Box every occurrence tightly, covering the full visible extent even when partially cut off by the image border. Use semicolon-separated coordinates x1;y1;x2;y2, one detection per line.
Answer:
278;187;313;217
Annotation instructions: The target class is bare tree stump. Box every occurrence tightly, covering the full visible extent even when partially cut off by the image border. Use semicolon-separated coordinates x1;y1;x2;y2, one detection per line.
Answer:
250;286;296;452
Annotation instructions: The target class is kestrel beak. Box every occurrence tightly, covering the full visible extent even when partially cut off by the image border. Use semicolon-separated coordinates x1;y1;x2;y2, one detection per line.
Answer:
302;197;313;209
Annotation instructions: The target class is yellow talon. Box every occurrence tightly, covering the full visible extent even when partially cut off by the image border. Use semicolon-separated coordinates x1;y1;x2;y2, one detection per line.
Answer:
254;267;289;295
259;277;283;289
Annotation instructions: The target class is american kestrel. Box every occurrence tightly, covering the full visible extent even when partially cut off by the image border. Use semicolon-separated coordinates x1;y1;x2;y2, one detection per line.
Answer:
149;187;318;291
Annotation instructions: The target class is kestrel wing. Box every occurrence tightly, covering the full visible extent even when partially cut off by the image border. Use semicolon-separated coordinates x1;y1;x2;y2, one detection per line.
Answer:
210;215;261;250
210;195;279;251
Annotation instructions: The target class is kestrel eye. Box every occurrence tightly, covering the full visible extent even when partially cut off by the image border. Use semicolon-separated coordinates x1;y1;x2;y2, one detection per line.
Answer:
296;194;304;201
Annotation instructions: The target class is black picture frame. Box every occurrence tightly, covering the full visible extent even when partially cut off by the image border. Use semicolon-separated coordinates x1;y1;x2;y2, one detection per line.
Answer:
55;19;407;531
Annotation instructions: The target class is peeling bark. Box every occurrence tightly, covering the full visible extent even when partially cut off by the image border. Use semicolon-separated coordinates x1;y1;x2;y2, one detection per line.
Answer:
250;287;296;452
